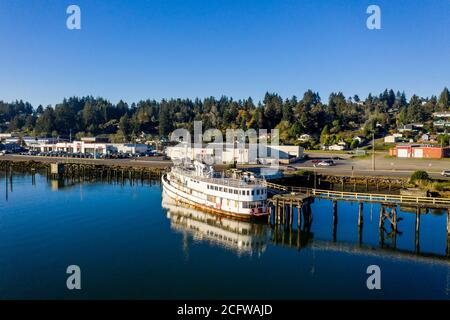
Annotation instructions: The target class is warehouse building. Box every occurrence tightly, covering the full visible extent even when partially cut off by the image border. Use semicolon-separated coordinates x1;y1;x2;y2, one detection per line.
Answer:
389;144;450;159
166;143;303;164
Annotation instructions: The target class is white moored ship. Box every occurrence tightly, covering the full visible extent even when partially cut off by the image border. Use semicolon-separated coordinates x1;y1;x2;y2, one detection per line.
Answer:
161;161;268;220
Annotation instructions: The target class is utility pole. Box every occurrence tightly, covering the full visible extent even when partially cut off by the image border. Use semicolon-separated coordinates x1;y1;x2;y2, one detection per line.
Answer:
372;132;375;171
314;166;317;189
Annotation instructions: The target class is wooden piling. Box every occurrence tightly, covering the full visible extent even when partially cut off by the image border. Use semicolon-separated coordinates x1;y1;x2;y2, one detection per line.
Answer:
379;206;385;229
415;207;421;253
276;199;280;224
332;200;337;241
289;200;293;225
358;202;364;227
392;206;397;231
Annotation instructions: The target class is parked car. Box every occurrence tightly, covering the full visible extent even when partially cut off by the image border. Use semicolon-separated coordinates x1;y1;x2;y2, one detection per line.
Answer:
317;160;335;167
441;170;450;177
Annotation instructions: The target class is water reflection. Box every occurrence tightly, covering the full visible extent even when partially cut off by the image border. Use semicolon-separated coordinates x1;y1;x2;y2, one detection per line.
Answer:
161;192;271;257
162;190;450;266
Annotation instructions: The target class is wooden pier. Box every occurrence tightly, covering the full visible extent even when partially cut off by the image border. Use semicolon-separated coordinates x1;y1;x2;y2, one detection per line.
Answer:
263;181;450;208
264;181;450;257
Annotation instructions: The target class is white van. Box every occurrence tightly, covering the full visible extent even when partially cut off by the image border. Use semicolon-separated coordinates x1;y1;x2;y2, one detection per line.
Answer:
441;170;450;177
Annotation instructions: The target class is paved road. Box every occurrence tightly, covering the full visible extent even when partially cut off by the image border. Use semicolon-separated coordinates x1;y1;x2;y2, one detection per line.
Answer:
292;152;450;179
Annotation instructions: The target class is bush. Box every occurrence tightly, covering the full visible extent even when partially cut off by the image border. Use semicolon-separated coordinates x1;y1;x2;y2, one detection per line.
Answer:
227;162;237;169
410;170;430;183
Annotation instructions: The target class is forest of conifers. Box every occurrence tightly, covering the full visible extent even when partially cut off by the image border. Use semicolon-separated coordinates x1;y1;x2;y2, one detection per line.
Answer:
0;88;449;146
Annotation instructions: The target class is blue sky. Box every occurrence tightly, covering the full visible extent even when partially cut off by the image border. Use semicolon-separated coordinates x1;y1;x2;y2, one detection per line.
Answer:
0;0;448;106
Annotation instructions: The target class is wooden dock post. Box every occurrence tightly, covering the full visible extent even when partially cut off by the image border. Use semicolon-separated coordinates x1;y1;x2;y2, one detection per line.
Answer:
358;202;363;244
333;200;338;225
9;166;13;192
297;201;301;229
379;206;385;229
446;209;450;257
5;163;8;201
289;200;293;225
392;206;397;231
332;200;337;241
276;199;280;224
358;202;364;227
415;207;421;253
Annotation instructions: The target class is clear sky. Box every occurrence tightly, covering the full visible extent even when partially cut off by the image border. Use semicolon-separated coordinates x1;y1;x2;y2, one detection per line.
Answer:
0;0;448;107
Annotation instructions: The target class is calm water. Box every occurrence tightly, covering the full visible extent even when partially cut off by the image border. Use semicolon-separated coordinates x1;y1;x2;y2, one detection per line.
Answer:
0;173;449;299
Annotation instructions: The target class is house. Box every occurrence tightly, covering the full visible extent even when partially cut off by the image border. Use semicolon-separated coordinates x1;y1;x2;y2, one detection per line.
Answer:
0;133;14;141
353;136;364;143
398;124;416;133
384;135;401;143
433;112;450;119
328;144;346;151
421;134;430;142
298;134;311;141
389;144;450;159
433;120;450;128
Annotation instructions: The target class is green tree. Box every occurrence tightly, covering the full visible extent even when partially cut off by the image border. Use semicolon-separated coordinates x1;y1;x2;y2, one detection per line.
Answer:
35;107;55;135
438;87;449;111
119;114;131;138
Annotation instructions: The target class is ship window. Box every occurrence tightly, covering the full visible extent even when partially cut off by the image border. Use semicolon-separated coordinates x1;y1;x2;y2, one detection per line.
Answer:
247;190;250;195
234;190;238;194
251;190;254;195
219;187;223;192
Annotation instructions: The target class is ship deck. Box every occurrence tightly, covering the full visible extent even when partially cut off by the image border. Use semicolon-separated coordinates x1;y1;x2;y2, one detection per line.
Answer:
171;167;265;189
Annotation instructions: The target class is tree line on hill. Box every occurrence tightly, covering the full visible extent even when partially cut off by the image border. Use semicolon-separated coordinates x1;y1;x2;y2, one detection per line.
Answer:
0;88;449;147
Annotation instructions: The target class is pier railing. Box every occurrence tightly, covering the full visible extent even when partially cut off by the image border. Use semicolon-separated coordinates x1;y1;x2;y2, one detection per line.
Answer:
262;181;450;207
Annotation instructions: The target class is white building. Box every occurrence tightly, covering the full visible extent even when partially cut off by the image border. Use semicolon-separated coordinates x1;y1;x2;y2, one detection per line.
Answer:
298;134;312;141
32;140;148;155
114;143;148;154
328;144;346;151
165;143;303;165
384;135;401;143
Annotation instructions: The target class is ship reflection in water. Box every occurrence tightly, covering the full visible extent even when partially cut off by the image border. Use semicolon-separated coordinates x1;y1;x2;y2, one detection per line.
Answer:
162;192;271;256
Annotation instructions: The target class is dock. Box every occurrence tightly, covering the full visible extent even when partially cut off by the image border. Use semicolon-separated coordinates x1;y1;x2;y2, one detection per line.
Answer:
263;181;450;256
